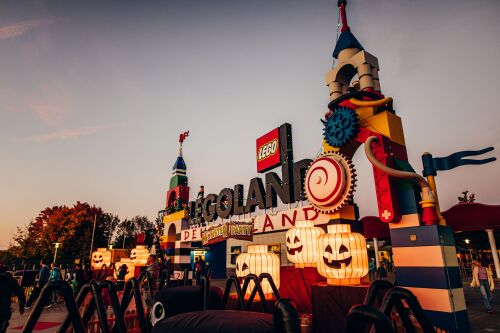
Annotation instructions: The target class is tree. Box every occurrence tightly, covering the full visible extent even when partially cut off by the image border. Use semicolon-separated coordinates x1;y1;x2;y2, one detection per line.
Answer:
114;216;156;248
9;202;120;262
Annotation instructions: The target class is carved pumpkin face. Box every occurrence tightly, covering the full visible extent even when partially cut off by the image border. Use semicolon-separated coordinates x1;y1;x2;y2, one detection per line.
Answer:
285;220;325;267
91;249;112;269
130;249;138;260
235;245;280;295
130;245;149;266
317;224;368;285
235;260;250;277
93;253;103;264
323;243;352;269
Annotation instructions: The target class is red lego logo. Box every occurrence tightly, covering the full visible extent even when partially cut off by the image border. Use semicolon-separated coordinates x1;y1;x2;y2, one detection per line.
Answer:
256;128;281;173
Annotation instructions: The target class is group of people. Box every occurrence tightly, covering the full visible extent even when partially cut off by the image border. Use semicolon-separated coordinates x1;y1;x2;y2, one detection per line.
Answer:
368;257;392;280
193;256;207;285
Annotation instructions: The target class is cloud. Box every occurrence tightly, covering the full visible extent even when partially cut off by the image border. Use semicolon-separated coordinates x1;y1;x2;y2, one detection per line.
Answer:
0;19;56;40
15;123;126;143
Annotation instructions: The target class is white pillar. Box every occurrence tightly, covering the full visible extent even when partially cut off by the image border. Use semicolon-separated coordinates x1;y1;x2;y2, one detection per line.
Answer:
486;229;500;279
373;237;380;269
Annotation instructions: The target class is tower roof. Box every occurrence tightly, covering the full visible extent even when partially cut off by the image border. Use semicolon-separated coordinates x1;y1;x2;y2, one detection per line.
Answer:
332;30;364;59
172;155;186;171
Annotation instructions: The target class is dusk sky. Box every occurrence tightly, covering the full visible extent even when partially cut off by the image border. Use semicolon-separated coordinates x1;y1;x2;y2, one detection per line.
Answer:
1;0;499;249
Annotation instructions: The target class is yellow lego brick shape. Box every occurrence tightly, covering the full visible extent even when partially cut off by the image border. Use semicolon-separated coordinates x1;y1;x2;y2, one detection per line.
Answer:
355;106;376;120
360;111;406;146
162;210;189;224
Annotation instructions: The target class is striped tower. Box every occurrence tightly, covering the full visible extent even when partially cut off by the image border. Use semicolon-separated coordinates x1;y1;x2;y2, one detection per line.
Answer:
323;1;469;331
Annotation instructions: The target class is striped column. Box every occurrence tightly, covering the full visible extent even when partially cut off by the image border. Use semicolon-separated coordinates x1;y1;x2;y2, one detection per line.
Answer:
390;214;470;332
173;240;191;271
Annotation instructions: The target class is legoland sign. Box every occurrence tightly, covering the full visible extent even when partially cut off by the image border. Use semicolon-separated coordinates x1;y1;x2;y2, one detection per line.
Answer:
181;205;330;242
187;123;313;223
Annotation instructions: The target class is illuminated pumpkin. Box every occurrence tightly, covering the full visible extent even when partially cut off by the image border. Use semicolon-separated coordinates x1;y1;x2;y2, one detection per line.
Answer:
91;248;112;269
316;224;368;285
130;245;150;266
115;258;135;281
286;220;325;268
235;245;280;295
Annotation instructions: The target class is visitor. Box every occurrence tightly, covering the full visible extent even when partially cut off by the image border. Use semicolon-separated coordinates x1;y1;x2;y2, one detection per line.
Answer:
116;264;128;291
0;265;25;333
470;259;494;313
73;264;85;293
146;255;160;295
376;261;387;280
194;257;202;285
369;258;376;280
197;185;205;199
26;259;50;308
46;263;62;307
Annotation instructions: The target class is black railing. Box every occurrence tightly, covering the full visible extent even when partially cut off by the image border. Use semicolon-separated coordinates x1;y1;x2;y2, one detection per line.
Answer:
380;287;435;333
345;304;395;333
58;281;111;333
273;299;300;333
222;275;246;311
99;280;127;333
23;280;84;333
121;277;150;333
200;276;210;311
241;274;268;312
363;279;394;307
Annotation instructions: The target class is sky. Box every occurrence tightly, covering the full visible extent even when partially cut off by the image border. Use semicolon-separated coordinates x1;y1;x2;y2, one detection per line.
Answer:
1;0;499;249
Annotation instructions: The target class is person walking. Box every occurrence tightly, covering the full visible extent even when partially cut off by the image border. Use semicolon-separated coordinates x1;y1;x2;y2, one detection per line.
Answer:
376;261;387;280
146;255;160;295
73;264;85;292
116;264;128;291
46;263;62;307
0;265;25;333
25;259;50;308
194;257;203;285
470;259;495;313
369;258;376;280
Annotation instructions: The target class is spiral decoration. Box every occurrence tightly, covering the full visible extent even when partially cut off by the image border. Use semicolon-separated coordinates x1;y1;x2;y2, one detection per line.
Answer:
305;152;356;213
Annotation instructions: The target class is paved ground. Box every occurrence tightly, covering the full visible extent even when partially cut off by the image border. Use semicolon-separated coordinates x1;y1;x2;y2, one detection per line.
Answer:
6;279;500;332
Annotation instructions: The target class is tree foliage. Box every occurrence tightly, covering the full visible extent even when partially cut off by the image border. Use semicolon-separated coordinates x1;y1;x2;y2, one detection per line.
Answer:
10;202;124;262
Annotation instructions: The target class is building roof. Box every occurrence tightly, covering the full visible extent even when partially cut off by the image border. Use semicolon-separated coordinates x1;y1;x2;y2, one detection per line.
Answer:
332;30;364;59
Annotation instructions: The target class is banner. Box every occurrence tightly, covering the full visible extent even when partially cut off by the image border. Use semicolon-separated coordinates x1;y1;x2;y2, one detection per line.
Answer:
202;221;253;246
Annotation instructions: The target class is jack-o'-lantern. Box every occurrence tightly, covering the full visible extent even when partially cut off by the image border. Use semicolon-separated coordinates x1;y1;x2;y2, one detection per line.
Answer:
235;245;280;296
114;258;135;281
130;245;150;266
91;248;112;269
286;220;325;268
316;224;368;285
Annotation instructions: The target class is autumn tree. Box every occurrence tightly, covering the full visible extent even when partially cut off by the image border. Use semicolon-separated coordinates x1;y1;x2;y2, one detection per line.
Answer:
10;202;121;262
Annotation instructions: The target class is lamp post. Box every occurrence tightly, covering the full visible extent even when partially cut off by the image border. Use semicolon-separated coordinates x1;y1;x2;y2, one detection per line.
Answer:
53;242;61;263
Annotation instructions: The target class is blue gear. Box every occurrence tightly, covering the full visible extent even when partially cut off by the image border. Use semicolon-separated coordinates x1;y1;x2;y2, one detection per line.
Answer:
322;107;359;147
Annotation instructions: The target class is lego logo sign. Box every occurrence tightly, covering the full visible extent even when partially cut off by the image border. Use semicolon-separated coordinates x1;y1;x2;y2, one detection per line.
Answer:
256;128;281;173
258;139;278;161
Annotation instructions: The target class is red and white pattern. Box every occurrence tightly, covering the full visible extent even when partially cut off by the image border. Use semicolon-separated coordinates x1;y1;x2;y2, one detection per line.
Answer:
305;152;355;213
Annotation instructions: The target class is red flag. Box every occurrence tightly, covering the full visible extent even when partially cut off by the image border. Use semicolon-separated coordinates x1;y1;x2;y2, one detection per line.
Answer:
179;131;189;143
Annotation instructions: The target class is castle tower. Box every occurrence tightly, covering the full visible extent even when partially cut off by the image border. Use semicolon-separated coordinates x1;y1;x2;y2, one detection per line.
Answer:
324;2;469;332
161;132;192;273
